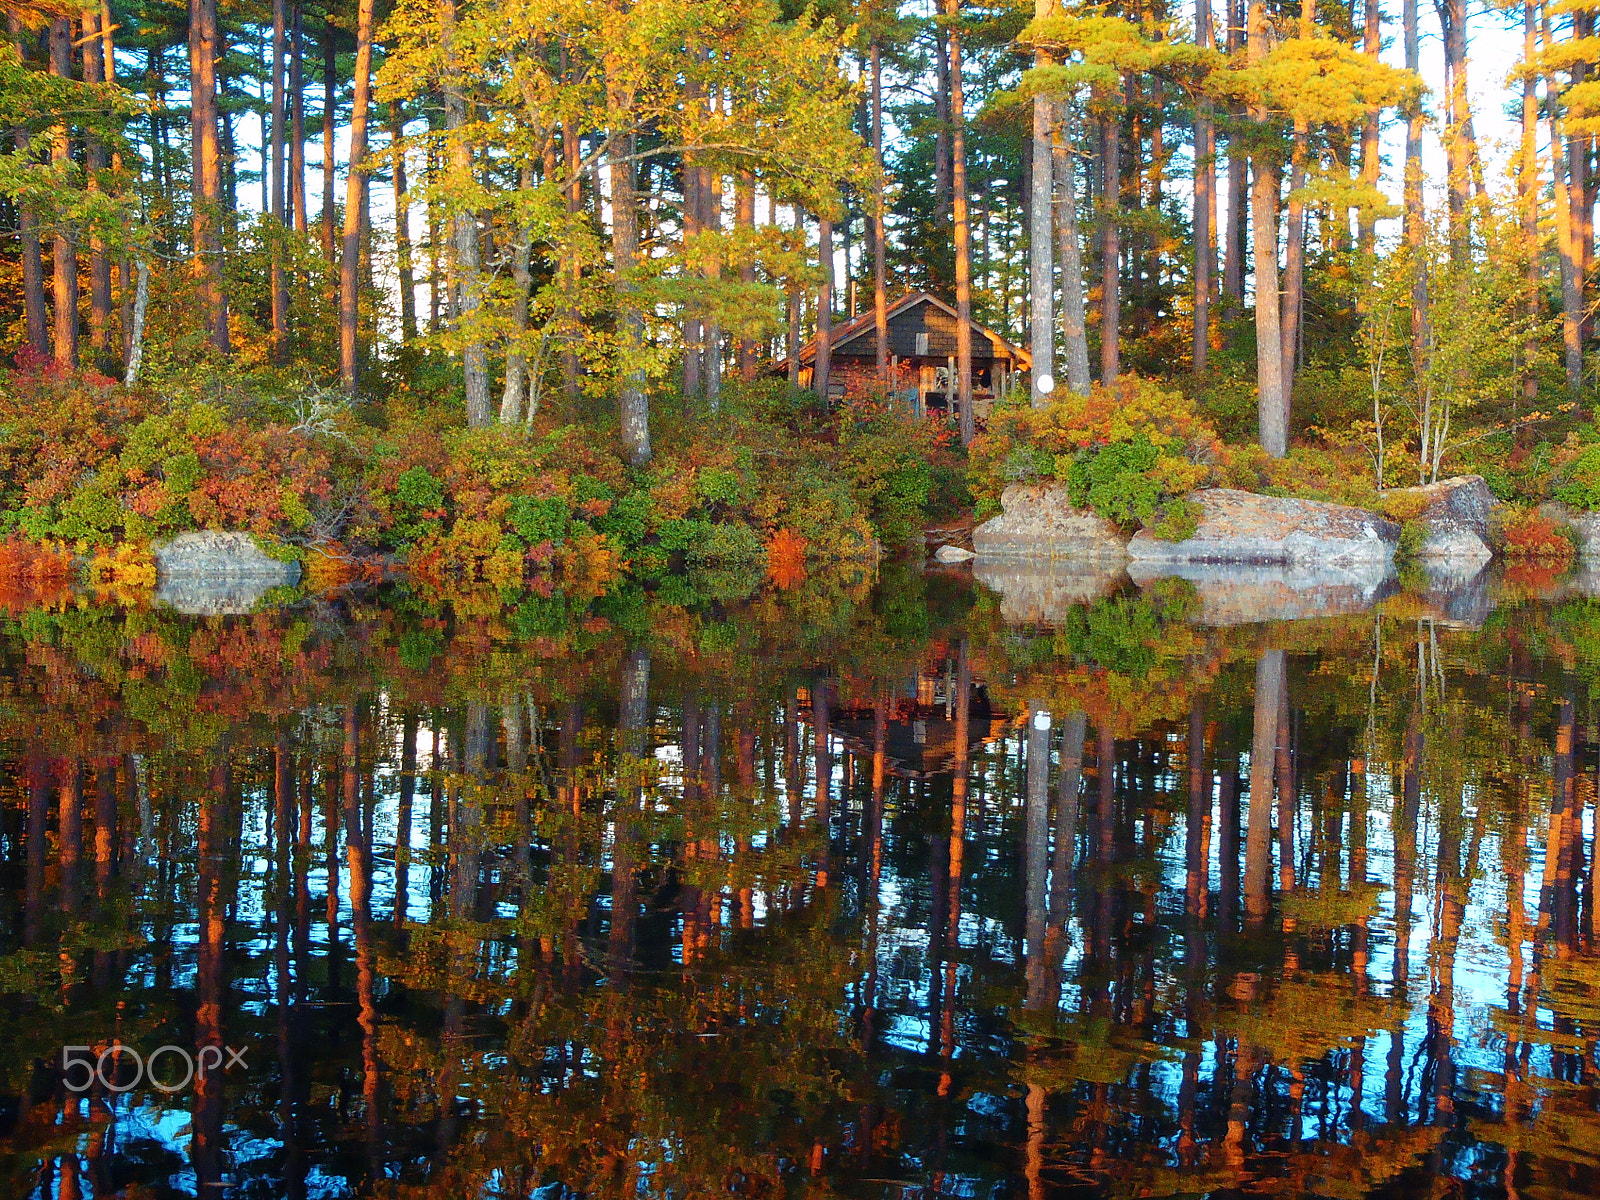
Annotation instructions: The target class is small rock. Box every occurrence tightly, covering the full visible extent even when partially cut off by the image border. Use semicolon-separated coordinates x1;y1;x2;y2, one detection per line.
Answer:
155;530;302;584
933;544;976;563
972;484;1128;561
1384;475;1497;564
1127;489;1398;567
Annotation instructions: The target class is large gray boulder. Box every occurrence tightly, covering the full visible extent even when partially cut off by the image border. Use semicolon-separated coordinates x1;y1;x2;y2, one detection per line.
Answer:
972;483;1128;561
1127;489;1398;567
155;530;301;589
1385;475;1496;564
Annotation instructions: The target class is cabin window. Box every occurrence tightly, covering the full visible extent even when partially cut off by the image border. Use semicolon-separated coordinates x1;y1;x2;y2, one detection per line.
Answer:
915;332;929;355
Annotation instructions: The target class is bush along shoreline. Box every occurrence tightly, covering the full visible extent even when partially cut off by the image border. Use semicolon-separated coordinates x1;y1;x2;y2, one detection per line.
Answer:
9;362;1600;609
0;365;969;604
968;376;1600;574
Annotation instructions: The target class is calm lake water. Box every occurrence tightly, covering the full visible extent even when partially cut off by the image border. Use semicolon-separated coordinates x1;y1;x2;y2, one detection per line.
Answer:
0;561;1597;1198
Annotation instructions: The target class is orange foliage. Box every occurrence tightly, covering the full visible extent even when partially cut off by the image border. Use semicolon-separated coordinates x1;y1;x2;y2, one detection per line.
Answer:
1504;560;1570;595
765;528;808;589
1497;508;1576;565
304;546;385;592
0;537;72;581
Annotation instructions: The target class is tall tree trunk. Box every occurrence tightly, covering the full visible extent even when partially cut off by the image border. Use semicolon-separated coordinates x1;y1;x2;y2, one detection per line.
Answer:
1249;0;1285;456
949;0;975;442
290;1;306;235
1281;0;1314;393
1222;0;1246;307
500;162;535;423
391;103;417;342
1028;1;1054;404
1054;104;1092;395
9;18;47;357
607;63;650;465
49;18;78;368
1568;14;1591;388
440;0;490;425
16;153;47;355
1550;11;1584;396
270;0;289;363
1441;0;1471;263
1522;1;1540;412
703;152;722;412
338;0;375;393
737;169;758;381
321;23;337;268
1405;0;1430;375
815;212;834;404
1194;0;1215;373
787;207;802;387
427;136;442;332
124;260;149;384
1357;0;1381;254
81;5;111;362
681;99;703;401
871;43;889;386
561;90;582;403
1099;101;1121;383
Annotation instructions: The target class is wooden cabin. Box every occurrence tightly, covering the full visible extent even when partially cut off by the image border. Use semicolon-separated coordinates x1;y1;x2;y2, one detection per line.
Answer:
777;293;1031;424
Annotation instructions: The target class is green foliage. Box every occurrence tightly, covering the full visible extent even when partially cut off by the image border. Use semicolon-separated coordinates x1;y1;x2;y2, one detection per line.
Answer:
396;465;446;511
1554;445;1600;510
688;522;767;569
974;378;1214;537
1064;436;1164;525
509;495;572;547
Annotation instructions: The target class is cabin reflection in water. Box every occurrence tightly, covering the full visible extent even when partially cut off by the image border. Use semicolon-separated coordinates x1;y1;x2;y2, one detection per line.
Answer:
802;665;1003;780
0;581;1597;1198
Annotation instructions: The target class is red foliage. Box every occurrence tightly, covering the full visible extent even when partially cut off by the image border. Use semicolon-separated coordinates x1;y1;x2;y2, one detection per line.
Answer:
1498;508;1576;564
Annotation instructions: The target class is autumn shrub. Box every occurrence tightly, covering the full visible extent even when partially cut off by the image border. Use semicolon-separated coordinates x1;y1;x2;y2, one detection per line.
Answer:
0;368;348;551
765;528;808;588
1377;490;1431;523
1491;505;1577;564
1214;440;1382;509
0;366;944;596
834;394;948;547
970;376;1218;537
1552;443;1600;510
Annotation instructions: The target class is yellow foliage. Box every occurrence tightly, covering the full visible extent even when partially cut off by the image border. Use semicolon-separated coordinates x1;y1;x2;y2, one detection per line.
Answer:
560;530;627;601
86;541;157;589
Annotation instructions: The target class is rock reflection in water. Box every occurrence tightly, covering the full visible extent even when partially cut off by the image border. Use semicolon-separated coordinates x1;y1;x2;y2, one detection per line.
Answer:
0;574;1595;1197
1126;559;1398;624
972;557;1127;624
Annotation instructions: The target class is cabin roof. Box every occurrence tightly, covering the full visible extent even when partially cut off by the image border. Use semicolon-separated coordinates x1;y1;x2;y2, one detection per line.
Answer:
775;292;1032;373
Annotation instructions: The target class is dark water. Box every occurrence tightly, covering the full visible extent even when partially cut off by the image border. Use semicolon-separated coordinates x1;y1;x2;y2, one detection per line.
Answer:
0;564;1598;1198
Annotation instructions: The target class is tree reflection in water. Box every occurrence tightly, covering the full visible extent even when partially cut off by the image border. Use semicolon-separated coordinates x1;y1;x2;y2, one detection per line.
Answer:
0;574;1595;1196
